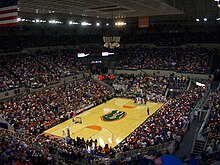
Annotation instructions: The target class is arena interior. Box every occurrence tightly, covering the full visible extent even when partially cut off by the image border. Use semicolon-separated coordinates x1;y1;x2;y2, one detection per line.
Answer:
1;0;220;164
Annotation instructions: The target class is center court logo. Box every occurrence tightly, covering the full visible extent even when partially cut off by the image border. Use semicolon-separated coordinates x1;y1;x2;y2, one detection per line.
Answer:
101;110;126;122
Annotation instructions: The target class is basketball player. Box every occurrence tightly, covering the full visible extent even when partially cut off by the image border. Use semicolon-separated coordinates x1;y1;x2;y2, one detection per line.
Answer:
72;110;76;124
142;97;145;104
67;128;70;137
147;107;150;115
62;130;66;137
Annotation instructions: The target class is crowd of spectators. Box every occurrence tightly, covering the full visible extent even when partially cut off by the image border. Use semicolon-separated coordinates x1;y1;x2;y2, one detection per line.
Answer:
177;47;211;73
2;125;193;165
1;79;112;136
0;51;86;90
1;130;61;165
117;47;148;69
113;73;189;102
2;53;60;89
167;74;189;90
113;74;131;94
0;66;22;93
0;45;215;92
203;89;220;154
0;74;115;164
0;74;209;164
116;86;206;152
126;75;168;102
110;148;184;165
36;50;86;78
113;74;168;102
117;47;213;74
0;45;214;164
142;48;179;70
0;129;114;165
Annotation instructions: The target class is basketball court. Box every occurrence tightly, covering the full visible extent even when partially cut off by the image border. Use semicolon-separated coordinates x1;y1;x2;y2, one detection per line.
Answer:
44;98;163;147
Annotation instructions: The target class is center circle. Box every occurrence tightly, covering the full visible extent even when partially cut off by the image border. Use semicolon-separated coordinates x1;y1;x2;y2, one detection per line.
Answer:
101;110;127;122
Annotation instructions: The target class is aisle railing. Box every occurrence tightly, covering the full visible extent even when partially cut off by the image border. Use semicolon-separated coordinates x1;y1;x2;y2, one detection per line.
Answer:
114;141;176;160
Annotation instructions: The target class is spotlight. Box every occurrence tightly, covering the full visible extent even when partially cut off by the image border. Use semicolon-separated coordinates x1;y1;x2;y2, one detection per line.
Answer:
115;21;126;26
196;18;200;22
204;18;208;21
49;20;56;24
106;23;109;26
81;22;92;26
69;21;79;25
17;18;21;22
35;19;40;23
96;22;100;26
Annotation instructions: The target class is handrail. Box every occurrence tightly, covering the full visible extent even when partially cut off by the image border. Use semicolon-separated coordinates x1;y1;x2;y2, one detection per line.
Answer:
139;69;147;75
193;88;211;143
114;141;176;159
187;79;192;91
191;127;200;153
217;82;220;90
189;89;210;153
197;109;211;139
203;135;209;152
191;106;211;153
164;87;169;97
189;85;210;122
198;89;211;121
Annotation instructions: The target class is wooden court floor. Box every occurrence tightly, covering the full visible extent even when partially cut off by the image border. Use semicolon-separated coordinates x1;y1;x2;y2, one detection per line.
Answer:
44;98;163;148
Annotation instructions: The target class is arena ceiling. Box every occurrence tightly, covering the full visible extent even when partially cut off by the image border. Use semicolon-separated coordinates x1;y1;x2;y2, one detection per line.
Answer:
18;0;184;18
18;0;219;19
164;0;220;18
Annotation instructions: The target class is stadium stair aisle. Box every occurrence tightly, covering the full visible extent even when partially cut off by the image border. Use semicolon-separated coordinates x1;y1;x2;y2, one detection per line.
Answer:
175;119;202;159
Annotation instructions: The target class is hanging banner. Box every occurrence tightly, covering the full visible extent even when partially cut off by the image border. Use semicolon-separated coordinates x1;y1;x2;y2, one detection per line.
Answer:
138;16;149;28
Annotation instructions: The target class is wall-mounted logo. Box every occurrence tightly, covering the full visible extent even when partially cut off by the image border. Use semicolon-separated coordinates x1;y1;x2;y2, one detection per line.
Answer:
101;110;126;122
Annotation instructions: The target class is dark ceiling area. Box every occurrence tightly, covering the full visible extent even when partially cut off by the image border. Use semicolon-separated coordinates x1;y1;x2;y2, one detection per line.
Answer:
164;0;220;18
18;0;220;20
18;0;184;18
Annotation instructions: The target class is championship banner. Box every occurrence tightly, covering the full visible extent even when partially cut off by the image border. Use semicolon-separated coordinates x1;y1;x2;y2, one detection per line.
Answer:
0;0;18;28
138;16;149;28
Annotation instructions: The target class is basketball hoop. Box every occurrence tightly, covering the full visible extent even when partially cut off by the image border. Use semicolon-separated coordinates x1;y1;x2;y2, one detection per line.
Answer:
72;117;82;124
